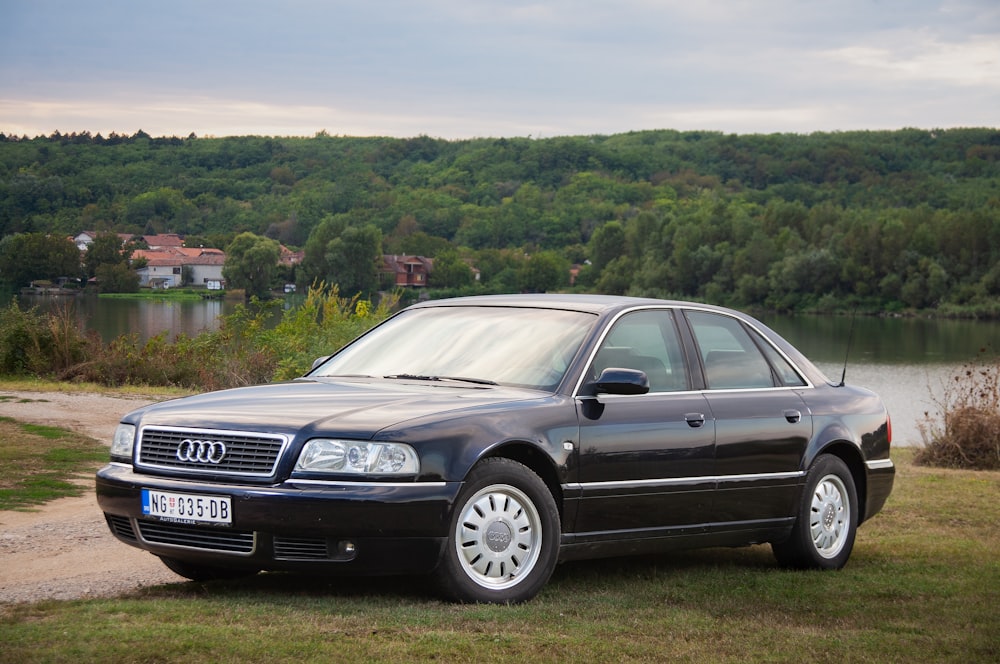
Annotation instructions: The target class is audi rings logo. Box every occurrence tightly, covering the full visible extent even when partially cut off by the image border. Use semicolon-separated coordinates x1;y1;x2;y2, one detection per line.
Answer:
176;439;228;464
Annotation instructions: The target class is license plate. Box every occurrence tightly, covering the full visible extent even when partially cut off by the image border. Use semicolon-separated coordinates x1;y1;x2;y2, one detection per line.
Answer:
142;489;232;525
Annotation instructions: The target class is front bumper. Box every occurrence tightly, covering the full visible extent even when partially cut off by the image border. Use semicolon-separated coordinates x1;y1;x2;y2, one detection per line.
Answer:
95;463;460;575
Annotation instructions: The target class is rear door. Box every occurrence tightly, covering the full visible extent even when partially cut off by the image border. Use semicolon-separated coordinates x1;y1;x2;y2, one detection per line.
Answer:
682;309;812;526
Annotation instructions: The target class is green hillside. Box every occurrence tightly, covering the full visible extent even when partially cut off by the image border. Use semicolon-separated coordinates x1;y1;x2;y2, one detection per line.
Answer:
2;128;999;314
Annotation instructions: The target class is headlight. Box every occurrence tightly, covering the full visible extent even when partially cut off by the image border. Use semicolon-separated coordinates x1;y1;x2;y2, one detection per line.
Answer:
295;439;419;475
110;424;136;460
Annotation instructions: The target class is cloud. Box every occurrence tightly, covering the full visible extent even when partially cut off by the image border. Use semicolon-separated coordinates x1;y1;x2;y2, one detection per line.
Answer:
824;33;1000;87
1;1;997;137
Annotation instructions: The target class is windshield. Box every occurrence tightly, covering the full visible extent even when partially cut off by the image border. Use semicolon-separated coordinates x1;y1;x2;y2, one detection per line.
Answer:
312;306;596;390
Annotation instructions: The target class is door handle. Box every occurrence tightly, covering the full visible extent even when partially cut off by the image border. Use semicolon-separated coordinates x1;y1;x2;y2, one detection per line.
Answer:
784;409;802;423
685;413;706;428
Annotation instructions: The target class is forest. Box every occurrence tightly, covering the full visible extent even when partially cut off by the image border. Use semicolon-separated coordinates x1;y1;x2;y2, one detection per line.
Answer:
1;127;999;315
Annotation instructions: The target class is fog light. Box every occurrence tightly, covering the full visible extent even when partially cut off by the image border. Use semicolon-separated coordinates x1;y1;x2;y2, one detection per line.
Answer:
340;541;356;555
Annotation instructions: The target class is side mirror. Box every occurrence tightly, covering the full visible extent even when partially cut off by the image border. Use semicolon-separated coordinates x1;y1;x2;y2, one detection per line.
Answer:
585;367;650;396
310;356;330;372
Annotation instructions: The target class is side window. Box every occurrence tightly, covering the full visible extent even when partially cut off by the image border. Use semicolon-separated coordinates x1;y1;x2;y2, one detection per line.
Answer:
590;310;688;392
686;311;776;389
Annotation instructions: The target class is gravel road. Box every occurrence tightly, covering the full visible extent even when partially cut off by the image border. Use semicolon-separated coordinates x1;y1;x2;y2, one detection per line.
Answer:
0;390;186;605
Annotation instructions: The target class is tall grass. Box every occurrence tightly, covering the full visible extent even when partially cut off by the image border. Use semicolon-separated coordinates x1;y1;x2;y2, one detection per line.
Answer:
0;284;397;391
917;347;1000;470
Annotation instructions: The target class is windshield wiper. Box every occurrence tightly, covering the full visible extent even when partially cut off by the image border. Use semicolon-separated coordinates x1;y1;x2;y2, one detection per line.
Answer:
439;375;498;385
384;374;498;386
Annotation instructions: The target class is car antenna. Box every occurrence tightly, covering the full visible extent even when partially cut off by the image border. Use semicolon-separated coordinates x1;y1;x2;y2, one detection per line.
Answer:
838;309;857;387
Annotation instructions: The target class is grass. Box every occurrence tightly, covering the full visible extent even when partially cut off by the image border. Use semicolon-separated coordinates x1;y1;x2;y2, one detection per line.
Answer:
0;377;192;398
0;448;997;663
0;416;108;510
98;289;218;301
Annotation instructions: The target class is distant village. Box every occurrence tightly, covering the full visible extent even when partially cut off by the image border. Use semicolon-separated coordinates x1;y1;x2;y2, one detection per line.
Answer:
70;231;439;292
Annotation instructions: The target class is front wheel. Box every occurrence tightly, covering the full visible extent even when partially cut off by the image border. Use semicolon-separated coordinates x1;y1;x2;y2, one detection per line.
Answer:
772;454;858;570
433;457;560;604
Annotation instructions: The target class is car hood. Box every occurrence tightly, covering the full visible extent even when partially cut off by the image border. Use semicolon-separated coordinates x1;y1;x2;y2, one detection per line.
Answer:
125;378;543;437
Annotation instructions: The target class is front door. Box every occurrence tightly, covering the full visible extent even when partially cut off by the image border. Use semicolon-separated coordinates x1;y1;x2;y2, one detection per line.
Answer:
573;308;715;539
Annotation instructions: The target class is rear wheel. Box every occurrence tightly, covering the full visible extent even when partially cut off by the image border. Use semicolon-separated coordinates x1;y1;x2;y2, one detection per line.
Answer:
434;457;560;604
158;556;259;582
772;454;858;570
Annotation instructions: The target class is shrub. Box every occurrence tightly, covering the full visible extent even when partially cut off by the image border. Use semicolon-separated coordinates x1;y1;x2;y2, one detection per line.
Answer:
916;348;1000;470
0;302;91;376
265;283;399;381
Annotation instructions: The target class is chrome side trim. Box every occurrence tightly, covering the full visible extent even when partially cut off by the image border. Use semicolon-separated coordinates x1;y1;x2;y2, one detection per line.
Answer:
571;304;815;398
865;458;895;470
564;470;805;491
577;385;807;402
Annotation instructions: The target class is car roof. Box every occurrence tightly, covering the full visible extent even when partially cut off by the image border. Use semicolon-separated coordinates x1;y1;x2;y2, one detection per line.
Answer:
407;293;736;316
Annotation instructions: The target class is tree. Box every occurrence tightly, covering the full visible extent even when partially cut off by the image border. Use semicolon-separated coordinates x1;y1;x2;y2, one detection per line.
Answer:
324;225;383;296
0;233;81;287
95;262;140;293
517;251;569;293
588;221;626;273
301;217;383;296
84;233;131;278
428;249;474;288
223;232;281;301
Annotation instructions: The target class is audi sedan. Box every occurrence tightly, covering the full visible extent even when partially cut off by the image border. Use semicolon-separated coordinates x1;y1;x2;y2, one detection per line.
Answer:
96;294;894;603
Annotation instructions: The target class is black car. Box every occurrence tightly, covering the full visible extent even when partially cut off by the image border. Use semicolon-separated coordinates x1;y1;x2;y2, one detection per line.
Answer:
96;294;894;603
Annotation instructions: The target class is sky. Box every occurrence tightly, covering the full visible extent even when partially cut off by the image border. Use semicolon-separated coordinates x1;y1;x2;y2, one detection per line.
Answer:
1;0;998;139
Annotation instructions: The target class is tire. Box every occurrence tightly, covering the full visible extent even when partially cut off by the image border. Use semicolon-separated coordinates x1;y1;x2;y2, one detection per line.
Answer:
772;454;858;570
158;556;259;582
434;457;560;604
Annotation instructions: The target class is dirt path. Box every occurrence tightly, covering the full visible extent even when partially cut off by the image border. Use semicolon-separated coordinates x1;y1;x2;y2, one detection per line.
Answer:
0;391;185;605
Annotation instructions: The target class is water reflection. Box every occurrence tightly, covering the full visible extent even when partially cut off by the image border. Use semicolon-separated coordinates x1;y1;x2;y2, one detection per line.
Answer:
763;314;999;364
19;294;239;342
765;314;996;448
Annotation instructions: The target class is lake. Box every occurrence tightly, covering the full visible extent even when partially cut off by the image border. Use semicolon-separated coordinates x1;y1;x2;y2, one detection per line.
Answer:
765;313;998;449
16;294;1000;447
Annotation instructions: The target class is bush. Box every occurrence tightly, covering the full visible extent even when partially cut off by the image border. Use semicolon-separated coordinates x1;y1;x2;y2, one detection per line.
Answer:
264;283;399;381
0;302;91;376
916;349;1000;470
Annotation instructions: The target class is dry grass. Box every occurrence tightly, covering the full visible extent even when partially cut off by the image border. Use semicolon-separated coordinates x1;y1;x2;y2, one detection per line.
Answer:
917;348;1000;470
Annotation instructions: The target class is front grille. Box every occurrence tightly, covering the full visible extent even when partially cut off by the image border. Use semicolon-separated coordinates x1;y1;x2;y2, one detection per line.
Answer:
273;536;331;561
136;426;287;477
106;514;138;542
137;520;255;554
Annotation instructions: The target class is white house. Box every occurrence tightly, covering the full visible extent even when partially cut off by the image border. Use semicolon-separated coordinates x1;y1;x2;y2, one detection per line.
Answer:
132;247;226;289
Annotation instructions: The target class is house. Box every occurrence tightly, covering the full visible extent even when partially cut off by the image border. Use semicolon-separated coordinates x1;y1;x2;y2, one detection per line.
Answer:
133;249;183;288
132;247;226;289
279;245;305;266
382;254;433;287
73;231;99;251
175;247;226;287
73;231;136;251
143;233;185;250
